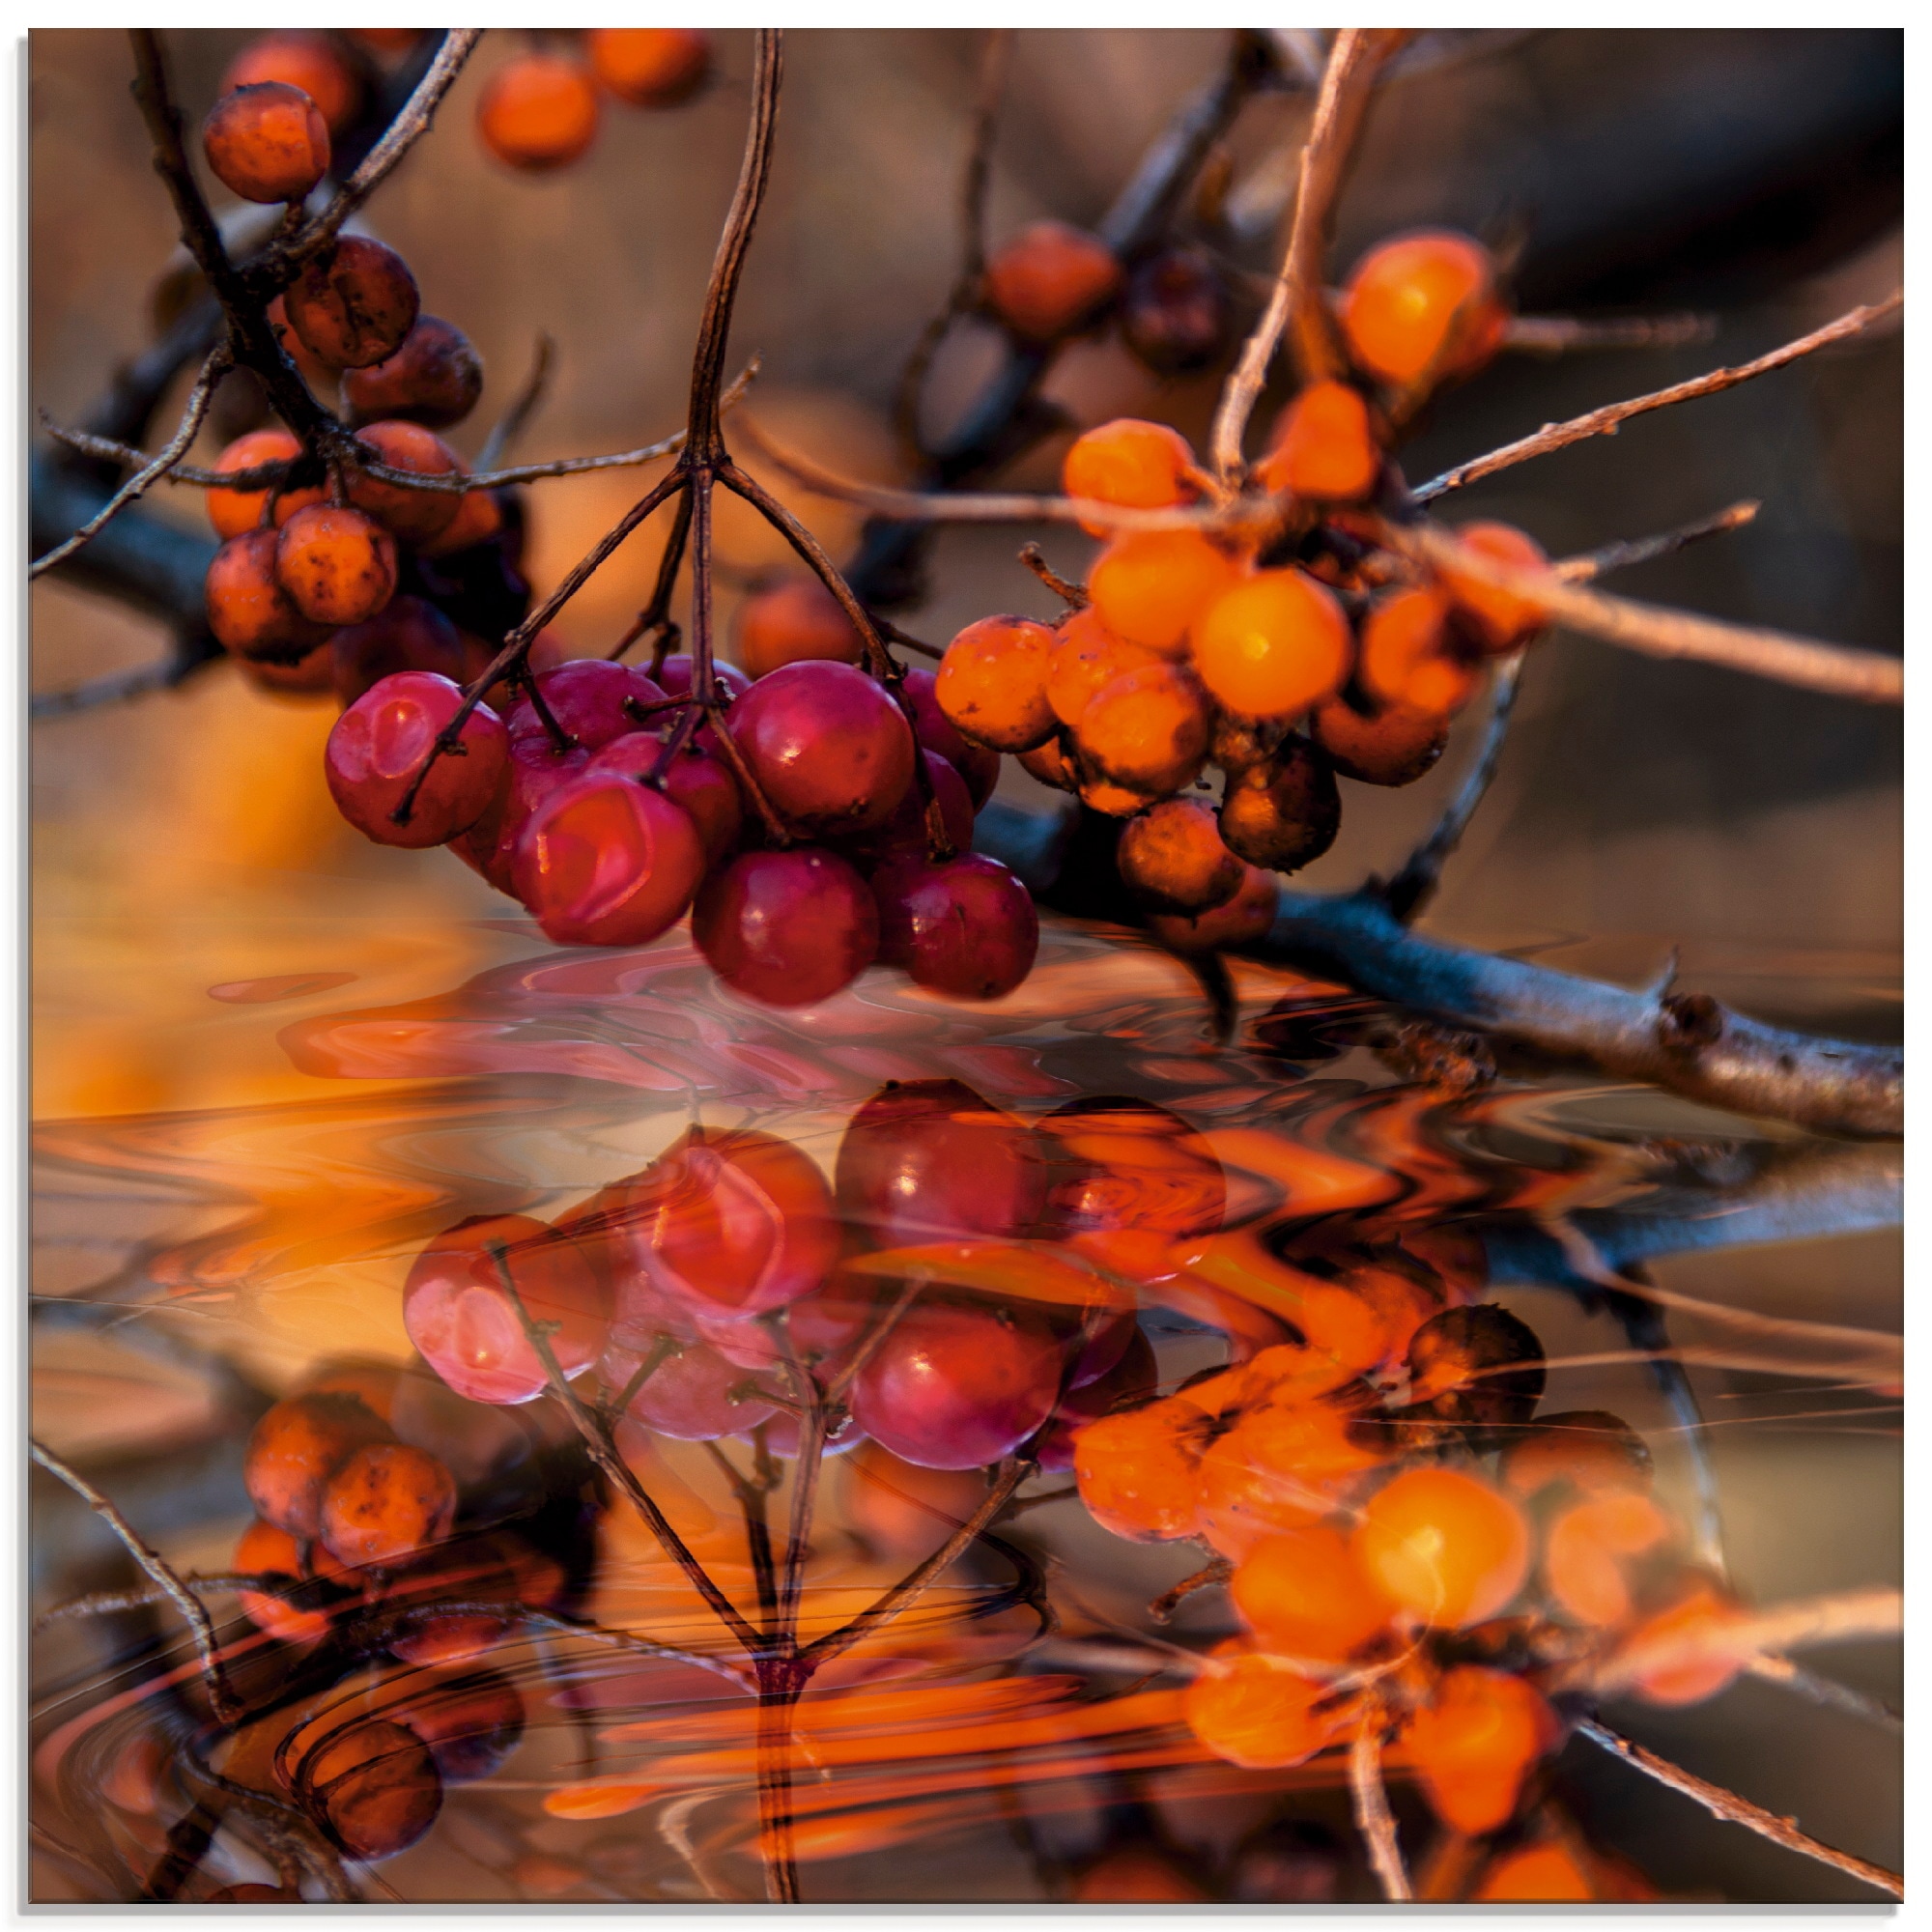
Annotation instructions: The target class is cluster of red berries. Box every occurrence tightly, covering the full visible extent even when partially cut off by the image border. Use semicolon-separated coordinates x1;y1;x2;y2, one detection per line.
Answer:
476;30;713;174
937;228;1551;945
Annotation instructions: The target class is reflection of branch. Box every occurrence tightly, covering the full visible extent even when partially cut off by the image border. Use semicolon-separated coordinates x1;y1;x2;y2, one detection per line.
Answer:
1577;1719;1902;1899
1414;293;1902;502
30;1437;241;1724
1349;1706;1410;1901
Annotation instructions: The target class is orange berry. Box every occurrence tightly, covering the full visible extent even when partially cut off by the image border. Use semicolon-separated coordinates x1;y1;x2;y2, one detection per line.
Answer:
477;53;601;173
205;530;335;663
1045;607;1161;728
1073;660;1211;795
1074;1396;1210;1542
1357;585;1479;716
1017;733;1079;793
735;577;862;679
1232;1522;1392;1661
586;28;712;106
1353;1466;1529;1627
1147;863;1277;955
206;429;324;541
1546;1491;1676;1626
1256;382;1380;501
244;1392;394;1540
1621;1580;1747;1706
222;32;360;136
275;503;398;626
1472;1841;1598;1903
935;614;1058;753
284;235;420;370
1184;1645;1350;1769
1191;568;1350;721
1406;1665;1558;1836
1217;736;1340;873
347;419;465;547
242;640;336;698
300;1719;441;1861
318;1441;457;1568
1312;696;1447;787
983;220;1123;344
417;487;505;559
234;1519;333;1643
1116;797;1242;914
1441;522;1551;654
203;82;331;205
1500;1409;1653;1500
1078;774;1160;817
1090;529;1242;655
1072;1848;1209;1903
1062;418;1198;537
1340;229;1507;389
1198;1391;1386;1557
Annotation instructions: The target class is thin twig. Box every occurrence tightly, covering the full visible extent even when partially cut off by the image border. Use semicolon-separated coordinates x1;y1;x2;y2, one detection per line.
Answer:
1502;312;1717;355
474;330;555;471
1554;499;1760;583
30;658;183;721
31;346;229;578
29;1437;242;1724
1747;1657;1902;1735
1414;293;1903;502
1208;29;1408;477
1147;1556;1232;1625
1577;1719;1901;1899
1017;542;1088;607
1349;1705;1410;1901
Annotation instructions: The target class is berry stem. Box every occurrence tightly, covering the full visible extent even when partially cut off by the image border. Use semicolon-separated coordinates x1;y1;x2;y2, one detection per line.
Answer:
1349;1701;1411;1901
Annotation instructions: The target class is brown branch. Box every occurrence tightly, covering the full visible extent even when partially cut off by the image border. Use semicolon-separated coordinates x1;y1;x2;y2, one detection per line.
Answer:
1017;542;1087;608
1148;1555;1232;1625
1414;292;1903;502
30;1437;242;1724
1577;1720;1901;1899
1502;311;1717;355
30;657;187;722
1208;29;1408;477
474;329;554;471
1386;518;1903;704
1747;1656;1901;1734
31;347;229;578
1554;498;1760;582
1350;1704;1411;1901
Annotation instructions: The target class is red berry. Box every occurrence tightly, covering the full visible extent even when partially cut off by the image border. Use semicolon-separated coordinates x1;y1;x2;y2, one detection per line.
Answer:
507;660;665;753
325;670;508;848
835;1078;1051;1244
344;315;484;430
283;234;420;370
845;751;975;867
693;847;879;1007
202;81;330;205
330;594;466;704
605;1334;777;1441
458;737;589;895
653;653;753;702
900;667;1000;807
727;661;915;836
850;1297;1064;1469
403;1211;610;1406
870;853;1038;999
511;772;705;948
584;734;744;869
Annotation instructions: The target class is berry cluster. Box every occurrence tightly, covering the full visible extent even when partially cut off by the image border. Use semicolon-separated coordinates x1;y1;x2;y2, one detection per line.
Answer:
477;31;713;175
935;229;1551;933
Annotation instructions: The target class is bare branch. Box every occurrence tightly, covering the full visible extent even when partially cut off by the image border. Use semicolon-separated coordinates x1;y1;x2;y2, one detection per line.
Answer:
1386;518;1902;704
1208;29;1409;477
475;329;555;472
1747;1656;1902;1735
1017;542;1088;607
1554;499;1760;583
1502;311;1717;355
1577;1719;1901;1899
31;658;184;721
30;1437;241;1724
1350;1707;1410;1901
1414;292;1902;502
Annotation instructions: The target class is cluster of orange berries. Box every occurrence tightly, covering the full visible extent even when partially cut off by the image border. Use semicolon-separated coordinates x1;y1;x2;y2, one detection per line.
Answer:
935;229;1551;947
1073;1304;1744;1844
477;30;713;175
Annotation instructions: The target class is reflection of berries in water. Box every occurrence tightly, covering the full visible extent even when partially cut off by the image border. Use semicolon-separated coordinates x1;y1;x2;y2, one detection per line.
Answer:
1352;1465;1530;1628
1231;1520;1392;1661
234;1518;335;1643
300;1719;441;1862
1404;1302;1547;1443
1500;1408;1654;1499
319;1442;459;1569
1405;1664;1558;1836
399;1669;527;1784
1041;1095;1226;1282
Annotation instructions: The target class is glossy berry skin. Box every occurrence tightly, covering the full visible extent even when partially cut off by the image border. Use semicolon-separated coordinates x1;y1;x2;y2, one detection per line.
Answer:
587;28;712;105
1117;798;1242;914
586;735;744;869
617;1127;841;1319
331;594;466;705
276;503;397;626
871;854;1039;999
693;846;879;1007
734;578;862;679
344;315;485;429
1120;246;1233;375
1076;662;1211;795
935;615;1058;753
846;751;975;867
507;660;664;753
1184;1648;1347;1770
1352;1466;1530;1628
284;235;421;370
460;738;589;895
1231;1523;1391;1661
402;1670;526;1784
1341;229;1507;388
512;773;705;948
1089;530;1241;656
1033;1326;1159;1473
326;671;509;848
605;1334;777;1440
652;653;753;704
1442;522;1551;653
477;53;601;171
1312;696;1447;786
243;1393;394;1541
205;530;334;661
1255;381;1380;501
234;1519;334;1643
222;33;360;134
319;1442;458;1568
850;1297;1063;1469
1406;1666;1557;1836
299;1719;441;1861
1148;863;1278;955
1217;737;1341;873
203;82;330;204
728;661;915;836
206;428;323;540
983;220;1123;344
1062;418;1198;537
1047;609;1161;730
1191;568;1351;722
899;668;1000;807
404;1211;610;1406
1358;585;1478;716
835;1078;1050;1245
347;420;465;546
